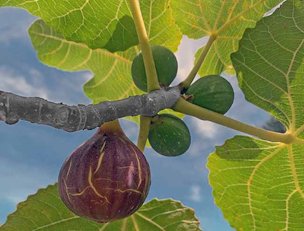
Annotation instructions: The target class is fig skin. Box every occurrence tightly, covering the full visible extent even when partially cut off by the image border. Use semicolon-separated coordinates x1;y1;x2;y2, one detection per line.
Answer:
58;121;151;223
148;114;191;156
131;45;178;92
185;75;234;114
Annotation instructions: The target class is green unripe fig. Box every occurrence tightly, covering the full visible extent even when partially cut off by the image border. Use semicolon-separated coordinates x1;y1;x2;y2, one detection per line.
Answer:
148;114;191;156
185;75;234;114
131;46;178;91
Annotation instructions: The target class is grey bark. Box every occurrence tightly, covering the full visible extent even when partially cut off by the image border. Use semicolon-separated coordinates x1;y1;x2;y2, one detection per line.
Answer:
0;87;181;132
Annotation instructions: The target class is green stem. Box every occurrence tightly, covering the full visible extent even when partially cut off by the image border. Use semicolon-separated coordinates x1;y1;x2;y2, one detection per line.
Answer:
128;0;160;92
137;116;151;152
129;0;160;151
180;35;217;89
174;98;295;144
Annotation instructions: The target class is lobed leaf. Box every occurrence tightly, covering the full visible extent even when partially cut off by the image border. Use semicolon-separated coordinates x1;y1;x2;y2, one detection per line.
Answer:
208;136;304;230
231;0;304;132
171;0;283;76
209;1;304;230
0;0;181;52
1;184;201;231
29;20;183;123
29;20;140;105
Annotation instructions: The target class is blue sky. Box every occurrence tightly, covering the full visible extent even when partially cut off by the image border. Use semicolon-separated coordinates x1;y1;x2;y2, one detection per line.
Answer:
0;7;272;231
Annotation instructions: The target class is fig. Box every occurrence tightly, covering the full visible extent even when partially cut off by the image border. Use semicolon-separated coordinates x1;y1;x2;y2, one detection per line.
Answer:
148;114;191;156
131;45;178;91
58;120;151;223
185;75;234;114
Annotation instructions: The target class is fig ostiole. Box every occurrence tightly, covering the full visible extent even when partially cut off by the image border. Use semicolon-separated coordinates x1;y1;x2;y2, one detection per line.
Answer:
131;45;178;92
58;120;151;223
148;114;191;157
185;75;234;114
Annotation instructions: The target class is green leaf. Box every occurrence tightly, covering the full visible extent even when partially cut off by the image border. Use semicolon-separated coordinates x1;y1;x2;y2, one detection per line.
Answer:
231;0;304;131
29;19;141;105
1;184;201;231
0;0;136;52
0;0;181;52
28;20;183;124
140;1;182;51
208;136;304;230
209;1;304;230
171;0;282;76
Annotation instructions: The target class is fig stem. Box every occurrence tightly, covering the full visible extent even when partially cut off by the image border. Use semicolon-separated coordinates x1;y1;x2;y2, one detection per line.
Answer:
137;116;151;152
99;119;124;135
180;34;217;89
128;0;160;92
174;98;295;144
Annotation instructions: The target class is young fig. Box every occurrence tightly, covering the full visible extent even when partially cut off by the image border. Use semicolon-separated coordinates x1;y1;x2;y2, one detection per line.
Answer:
185;75;234;114
58;120;151;223
131;45;178;92
148;114;191;157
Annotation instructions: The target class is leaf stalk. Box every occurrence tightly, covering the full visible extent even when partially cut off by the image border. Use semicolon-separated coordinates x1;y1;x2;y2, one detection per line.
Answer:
128;0;160;92
180;34;217;89
174;98;295;144
128;0;161;151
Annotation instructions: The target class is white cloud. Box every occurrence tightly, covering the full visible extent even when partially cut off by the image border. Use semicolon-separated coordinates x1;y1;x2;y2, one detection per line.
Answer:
44;71;92;105
173;36;209;85
189;185;202;202
0;65;93;106
264;1;286;17
191;119;219;140
0;66;49;99
81;71;93;82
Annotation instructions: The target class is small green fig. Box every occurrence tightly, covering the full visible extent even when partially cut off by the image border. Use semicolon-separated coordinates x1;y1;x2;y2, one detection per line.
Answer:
148;114;191;156
58;120;151;223
131;45;178;91
185;75;234;114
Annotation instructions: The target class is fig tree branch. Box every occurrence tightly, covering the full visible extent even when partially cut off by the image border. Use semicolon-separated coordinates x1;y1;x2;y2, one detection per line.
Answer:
0;87;181;132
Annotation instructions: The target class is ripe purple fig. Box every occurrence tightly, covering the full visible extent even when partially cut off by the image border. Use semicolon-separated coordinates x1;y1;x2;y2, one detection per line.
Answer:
58;120;151;223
